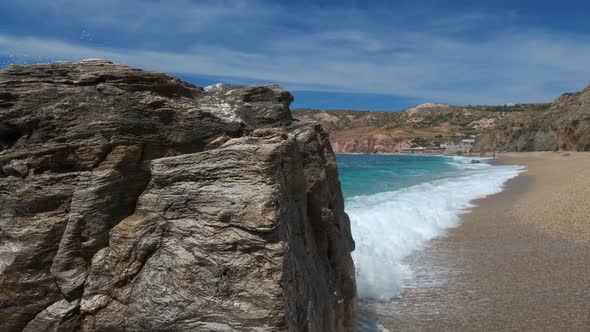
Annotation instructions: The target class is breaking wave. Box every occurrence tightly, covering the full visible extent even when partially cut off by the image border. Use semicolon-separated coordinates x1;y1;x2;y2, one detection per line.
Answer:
347;157;524;299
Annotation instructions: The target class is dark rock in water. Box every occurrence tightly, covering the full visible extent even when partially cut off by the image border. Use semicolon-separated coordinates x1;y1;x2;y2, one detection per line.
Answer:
0;61;356;331
470;159;481;164
473;84;590;152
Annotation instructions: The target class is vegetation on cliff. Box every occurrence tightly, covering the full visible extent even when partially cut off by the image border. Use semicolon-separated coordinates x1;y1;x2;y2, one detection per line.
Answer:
294;103;551;153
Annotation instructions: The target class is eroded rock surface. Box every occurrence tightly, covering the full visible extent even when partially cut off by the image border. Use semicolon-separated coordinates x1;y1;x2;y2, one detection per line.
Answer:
0;60;356;331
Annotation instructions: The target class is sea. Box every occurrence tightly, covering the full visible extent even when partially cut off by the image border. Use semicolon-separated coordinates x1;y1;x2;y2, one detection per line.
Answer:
338;154;524;330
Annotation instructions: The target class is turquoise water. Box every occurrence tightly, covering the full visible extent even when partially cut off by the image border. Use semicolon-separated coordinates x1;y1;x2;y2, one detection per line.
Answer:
337;154;452;198
337;154;524;300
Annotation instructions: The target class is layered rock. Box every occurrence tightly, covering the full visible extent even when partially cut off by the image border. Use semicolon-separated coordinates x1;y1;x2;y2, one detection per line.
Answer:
0;60;356;331
473;85;590;152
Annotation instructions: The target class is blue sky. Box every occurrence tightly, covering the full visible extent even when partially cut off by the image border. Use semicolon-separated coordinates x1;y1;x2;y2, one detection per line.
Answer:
1;0;589;111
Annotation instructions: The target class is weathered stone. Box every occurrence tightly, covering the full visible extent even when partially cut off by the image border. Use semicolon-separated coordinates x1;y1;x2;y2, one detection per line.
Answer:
0;61;355;331
22;299;80;332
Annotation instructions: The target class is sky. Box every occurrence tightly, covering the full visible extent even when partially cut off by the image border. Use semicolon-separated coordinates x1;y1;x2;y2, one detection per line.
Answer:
1;0;589;111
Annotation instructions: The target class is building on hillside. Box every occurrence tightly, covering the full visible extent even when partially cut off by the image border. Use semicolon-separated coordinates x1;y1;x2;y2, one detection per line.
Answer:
400;146;446;154
400;147;427;153
445;139;475;155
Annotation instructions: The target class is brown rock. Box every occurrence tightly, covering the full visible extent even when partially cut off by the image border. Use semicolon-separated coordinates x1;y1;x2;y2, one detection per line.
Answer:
0;61;355;331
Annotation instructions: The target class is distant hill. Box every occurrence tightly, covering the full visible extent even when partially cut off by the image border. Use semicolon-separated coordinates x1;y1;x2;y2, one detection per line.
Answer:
473;84;590;152
293;103;551;153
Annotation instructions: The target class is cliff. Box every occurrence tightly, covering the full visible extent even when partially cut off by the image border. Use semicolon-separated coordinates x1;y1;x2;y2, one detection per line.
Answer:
293;103;550;154
473;85;590;152
0;61;356;331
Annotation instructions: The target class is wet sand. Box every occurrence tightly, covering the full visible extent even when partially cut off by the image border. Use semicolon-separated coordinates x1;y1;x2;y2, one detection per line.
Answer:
364;152;590;331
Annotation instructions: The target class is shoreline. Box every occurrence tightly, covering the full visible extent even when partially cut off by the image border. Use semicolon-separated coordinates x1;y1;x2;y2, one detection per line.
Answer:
363;151;590;330
336;152;496;159
336;152;446;156
336;152;479;157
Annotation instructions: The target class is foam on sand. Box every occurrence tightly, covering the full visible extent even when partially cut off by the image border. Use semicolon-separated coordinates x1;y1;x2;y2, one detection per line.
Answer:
347;157;524;299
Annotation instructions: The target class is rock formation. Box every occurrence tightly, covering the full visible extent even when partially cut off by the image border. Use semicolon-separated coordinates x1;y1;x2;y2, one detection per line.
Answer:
473;84;590;152
0;60;356;331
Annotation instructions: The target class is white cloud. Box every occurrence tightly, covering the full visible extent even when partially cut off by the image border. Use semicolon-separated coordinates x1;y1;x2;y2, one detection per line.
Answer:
6;0;274;35
1;1;589;105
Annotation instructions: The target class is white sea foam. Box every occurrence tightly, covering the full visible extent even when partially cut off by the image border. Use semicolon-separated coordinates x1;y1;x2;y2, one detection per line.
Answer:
357;315;392;332
348;157;524;299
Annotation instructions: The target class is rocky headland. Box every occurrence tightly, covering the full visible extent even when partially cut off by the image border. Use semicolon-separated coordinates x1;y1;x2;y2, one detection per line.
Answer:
0;60;356;331
473;84;590;152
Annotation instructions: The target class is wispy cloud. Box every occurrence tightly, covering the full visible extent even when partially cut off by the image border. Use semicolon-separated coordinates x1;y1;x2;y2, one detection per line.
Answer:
1;0;589;105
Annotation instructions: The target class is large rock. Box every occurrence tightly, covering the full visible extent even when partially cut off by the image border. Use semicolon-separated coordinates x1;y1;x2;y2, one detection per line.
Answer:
0;60;356;331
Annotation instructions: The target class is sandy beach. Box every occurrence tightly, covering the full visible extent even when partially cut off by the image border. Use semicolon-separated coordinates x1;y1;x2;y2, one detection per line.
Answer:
363;151;590;331
500;152;590;243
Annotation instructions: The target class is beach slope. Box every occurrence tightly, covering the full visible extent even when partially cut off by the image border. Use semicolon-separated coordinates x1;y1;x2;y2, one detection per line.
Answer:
370;152;590;330
500;152;590;243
